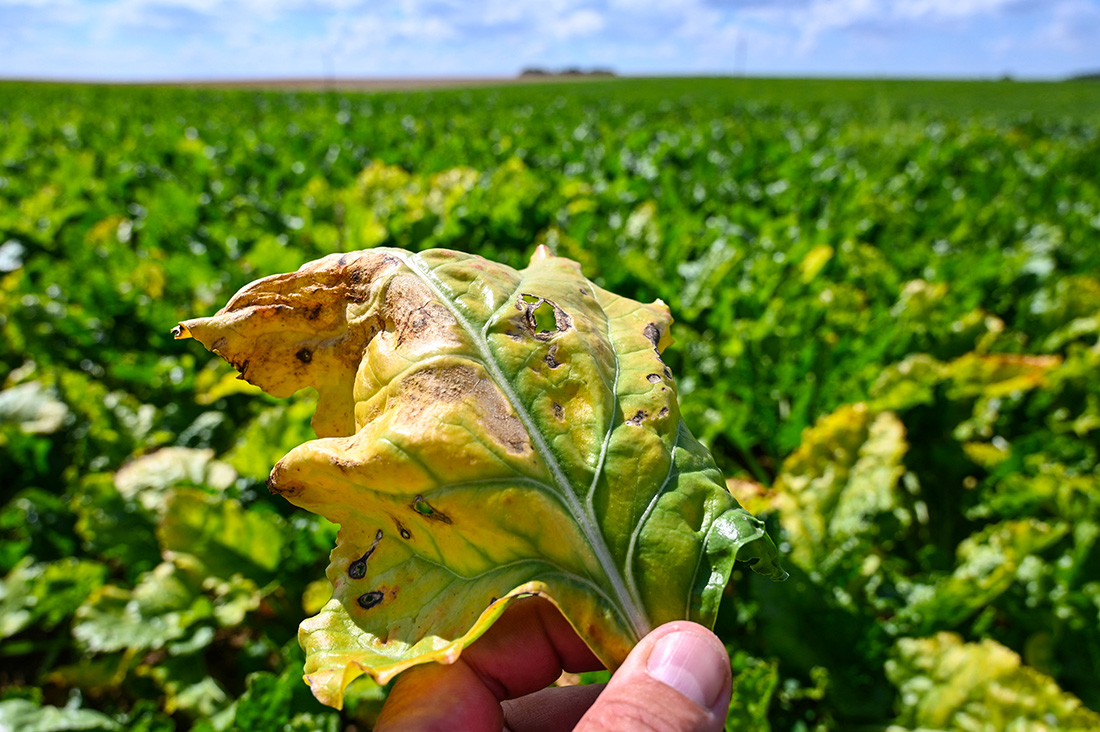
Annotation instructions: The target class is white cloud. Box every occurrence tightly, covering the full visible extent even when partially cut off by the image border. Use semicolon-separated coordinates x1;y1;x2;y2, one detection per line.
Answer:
550;8;605;39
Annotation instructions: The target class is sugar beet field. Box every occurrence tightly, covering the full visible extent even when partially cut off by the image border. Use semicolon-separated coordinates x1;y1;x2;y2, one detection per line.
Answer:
1;77;1100;731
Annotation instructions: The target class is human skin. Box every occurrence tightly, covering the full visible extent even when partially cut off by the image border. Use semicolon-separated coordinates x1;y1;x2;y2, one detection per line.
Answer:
373;596;732;732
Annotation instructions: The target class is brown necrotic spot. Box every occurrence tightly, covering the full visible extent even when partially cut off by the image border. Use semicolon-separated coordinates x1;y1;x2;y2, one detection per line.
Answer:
646;373;661;383
643;323;661;348
348;529;383;580
357;591;385;610
544;347;561;369
625;410;648;426
394;518;412;540
658;406;670;418
296;348;312;363
552;402;564;420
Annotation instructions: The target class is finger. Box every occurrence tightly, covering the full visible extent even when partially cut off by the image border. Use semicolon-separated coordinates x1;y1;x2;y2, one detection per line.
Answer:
373;596;604;732
574;621;731;732
502;682;606;732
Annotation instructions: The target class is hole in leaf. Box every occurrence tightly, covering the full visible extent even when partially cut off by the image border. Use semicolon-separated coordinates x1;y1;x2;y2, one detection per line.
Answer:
411;495;452;524
413;496;434;517
532;301;558;334
357;591;384;610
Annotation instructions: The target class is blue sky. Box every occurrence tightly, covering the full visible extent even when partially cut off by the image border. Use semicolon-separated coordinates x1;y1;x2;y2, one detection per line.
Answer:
2;0;1098;81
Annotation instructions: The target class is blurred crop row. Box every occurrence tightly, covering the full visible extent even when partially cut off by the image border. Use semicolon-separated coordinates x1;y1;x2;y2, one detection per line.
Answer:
1;78;1099;731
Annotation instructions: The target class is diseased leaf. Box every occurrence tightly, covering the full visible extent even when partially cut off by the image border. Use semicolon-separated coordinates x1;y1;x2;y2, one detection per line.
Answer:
175;246;784;708
900;519;1068;633
886;632;1100;732
772;404;911;573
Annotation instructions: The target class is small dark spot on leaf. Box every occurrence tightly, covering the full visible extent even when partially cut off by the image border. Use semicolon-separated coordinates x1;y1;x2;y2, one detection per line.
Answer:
658;406;670;418
348;530;383;579
646;373;661;383
664;367;673;380
625;410;648;426
545;348;561;369
307;305;322;320
643;323;661;348
552;402;564;420
338;254;350;266
171;325;184;338
489;596;498;605
348;558;367;579
395;518;412;540
357;591;384;610
296;348;312;363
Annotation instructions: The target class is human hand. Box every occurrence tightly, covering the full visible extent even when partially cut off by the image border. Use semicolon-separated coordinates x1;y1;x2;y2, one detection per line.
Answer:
373;596;732;732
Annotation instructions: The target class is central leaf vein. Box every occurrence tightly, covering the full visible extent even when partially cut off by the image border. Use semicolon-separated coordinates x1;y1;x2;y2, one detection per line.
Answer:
398;251;652;641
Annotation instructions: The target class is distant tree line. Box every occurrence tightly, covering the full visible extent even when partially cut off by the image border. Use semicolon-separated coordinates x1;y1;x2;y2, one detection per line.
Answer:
520;67;616;78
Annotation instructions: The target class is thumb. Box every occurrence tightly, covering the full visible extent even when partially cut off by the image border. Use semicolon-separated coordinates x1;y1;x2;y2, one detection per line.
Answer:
575;622;731;732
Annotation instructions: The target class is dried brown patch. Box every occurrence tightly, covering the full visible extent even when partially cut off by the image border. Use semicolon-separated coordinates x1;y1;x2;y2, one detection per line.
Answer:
397;365;530;454
384;274;458;347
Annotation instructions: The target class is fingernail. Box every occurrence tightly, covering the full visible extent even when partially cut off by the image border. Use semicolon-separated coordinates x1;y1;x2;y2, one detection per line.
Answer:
645;631;726;711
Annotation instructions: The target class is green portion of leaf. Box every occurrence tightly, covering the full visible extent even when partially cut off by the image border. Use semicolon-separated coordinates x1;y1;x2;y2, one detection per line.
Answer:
0;699;119;732
887;632;1100;732
72;474;161;581
157;487;286;583
134;653;228;718
200;646;342;732
223;395;319;481
72;561;213;653
114;447;237;515
901;519;1069;633
725;654;779;732
0;558;107;638
177;246;784;707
